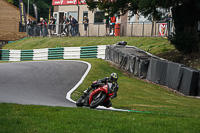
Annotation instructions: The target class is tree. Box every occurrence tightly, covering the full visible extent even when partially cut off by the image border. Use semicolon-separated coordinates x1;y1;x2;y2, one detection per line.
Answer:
86;0;200;53
6;0;53;21
6;0;14;3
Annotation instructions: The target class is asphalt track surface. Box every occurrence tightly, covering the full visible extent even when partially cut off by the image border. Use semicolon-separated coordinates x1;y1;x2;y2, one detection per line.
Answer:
0;61;88;107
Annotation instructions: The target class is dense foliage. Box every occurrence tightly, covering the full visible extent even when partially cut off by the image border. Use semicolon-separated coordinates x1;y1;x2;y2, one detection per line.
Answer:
86;0;200;19
6;0;52;21
86;0;200;53
171;2;200;53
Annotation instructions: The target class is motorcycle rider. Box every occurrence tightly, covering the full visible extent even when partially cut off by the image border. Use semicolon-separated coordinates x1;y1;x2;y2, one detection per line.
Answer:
84;73;119;107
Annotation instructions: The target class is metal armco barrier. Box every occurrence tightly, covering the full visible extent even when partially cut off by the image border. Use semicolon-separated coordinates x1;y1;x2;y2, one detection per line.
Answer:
105;44;200;96
0;45;106;61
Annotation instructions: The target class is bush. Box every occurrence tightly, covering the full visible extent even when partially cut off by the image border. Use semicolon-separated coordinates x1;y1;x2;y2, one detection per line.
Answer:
171;32;197;53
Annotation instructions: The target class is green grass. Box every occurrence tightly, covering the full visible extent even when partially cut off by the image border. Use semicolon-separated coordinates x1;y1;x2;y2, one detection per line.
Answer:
72;59;200;118
0;59;200;132
1;37;200;132
1;103;200;133
2;37;174;55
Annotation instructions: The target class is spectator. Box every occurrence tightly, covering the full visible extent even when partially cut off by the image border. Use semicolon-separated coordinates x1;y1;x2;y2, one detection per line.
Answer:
164;14;172;22
110;16;116;35
61;16;70;36
39;17;47;36
50;16;55;36
74;17;79;36
165;14;172;40
68;15;72;36
32;20;37;36
71;17;78;36
48;20;51;37
83;16;89;36
27;19;32;36
104;14;110;36
39;17;43;36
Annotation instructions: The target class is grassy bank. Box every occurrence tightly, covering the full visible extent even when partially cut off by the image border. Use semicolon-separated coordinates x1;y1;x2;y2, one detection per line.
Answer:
1;37;200;132
72;59;200;117
0;59;200;132
2;36;199;69
1;103;200;133
2;37;173;55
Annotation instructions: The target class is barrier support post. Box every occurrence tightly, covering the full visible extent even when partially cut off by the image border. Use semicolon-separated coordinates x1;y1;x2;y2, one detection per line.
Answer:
142;22;144;37
131;22;133;37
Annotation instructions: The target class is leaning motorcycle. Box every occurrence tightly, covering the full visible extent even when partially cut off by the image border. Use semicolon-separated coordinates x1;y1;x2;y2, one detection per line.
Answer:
76;82;114;109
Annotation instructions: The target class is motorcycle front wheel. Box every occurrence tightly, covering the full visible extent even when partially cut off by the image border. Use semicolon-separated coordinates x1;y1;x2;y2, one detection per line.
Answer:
90;93;107;109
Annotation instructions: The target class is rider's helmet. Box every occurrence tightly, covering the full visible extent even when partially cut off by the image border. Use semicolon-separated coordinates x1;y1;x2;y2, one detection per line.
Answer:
110;73;118;83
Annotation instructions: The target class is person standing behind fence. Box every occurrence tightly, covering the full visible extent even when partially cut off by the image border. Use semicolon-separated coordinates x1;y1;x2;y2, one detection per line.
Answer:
48;20;51;37
104;14;110;36
165;14;172;40
38;17;42;36
68;15;72;36
39;17;47;36
50;16;55;36
83;16;89;36
74;17;79;36
71;17;78;36
32;20;37;36
61;16;70;36
27;19;32;36
110;16;116;35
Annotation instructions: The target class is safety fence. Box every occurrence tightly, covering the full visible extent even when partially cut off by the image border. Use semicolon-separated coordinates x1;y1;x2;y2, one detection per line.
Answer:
24;21;171;37
105;44;200;96
1;45;106;61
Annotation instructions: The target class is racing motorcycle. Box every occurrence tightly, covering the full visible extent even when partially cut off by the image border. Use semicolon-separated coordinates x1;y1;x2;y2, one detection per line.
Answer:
76;82;115;109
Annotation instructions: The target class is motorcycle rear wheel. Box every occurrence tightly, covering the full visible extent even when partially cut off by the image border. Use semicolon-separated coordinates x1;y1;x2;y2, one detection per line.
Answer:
90;93;107;109
76;97;84;107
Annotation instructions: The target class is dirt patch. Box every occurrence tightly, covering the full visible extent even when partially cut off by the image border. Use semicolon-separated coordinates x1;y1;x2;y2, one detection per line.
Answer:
157;49;200;69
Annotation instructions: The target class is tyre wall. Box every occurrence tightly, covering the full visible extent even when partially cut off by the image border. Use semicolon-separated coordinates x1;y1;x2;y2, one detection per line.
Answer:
106;44;200;96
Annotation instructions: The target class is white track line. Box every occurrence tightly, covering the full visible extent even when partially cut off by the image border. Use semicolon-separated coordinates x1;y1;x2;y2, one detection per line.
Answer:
65;60;129;112
66;60;91;103
4;60;128;111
